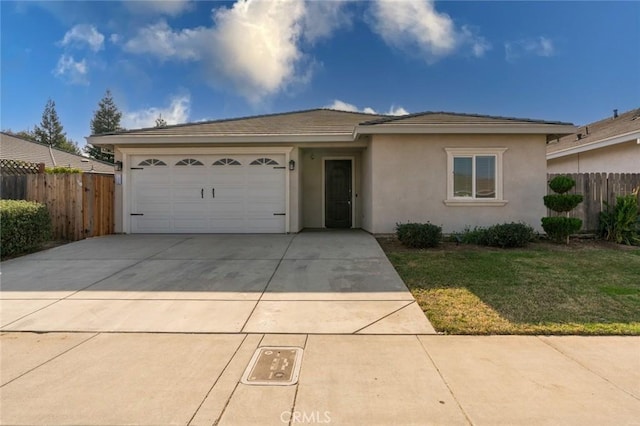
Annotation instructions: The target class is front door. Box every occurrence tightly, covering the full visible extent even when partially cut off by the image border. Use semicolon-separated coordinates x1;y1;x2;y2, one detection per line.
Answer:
325;160;352;228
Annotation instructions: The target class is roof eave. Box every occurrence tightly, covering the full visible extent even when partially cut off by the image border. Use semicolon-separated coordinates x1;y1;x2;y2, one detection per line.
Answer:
86;133;356;146
355;123;577;136
547;130;640;160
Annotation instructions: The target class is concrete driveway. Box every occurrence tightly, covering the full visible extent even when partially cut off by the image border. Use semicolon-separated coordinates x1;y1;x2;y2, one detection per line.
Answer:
0;231;434;334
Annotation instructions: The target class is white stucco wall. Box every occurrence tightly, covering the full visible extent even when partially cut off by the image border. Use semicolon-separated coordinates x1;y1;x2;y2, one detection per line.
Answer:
547;140;640;173
368;134;548;234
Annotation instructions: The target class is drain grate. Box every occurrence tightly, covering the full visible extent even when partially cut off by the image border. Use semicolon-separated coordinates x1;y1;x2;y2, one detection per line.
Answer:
241;347;303;386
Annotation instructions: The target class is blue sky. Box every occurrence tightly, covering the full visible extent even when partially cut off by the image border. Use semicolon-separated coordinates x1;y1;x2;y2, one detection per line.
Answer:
2;1;639;149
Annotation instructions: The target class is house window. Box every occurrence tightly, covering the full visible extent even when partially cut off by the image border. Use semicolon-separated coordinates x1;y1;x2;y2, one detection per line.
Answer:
138;159;166;166
175;158;204;166
445;148;507;206
213;158;241;166
250;157;279;165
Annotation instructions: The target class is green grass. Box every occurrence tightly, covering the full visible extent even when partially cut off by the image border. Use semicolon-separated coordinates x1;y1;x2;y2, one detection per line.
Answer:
382;241;640;335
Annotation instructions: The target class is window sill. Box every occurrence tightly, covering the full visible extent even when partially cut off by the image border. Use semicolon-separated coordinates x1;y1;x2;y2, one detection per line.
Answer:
443;199;508;207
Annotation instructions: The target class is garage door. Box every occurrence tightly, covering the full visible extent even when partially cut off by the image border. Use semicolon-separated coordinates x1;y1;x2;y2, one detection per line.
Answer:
130;154;286;233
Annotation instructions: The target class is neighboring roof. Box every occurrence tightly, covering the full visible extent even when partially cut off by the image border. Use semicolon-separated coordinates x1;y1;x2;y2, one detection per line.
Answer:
88;108;575;146
547;108;640;158
0;132;114;174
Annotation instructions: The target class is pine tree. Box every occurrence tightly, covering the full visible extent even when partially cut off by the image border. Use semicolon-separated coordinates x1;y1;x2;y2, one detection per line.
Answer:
86;89;122;163
34;99;67;148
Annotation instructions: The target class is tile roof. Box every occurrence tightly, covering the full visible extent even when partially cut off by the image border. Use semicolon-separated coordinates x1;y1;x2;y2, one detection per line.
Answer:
96;109;385;137
547;108;640;154
0;132;114;174
360;111;573;126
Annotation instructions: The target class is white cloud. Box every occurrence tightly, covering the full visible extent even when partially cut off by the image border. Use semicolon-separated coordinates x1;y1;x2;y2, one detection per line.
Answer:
302;0;351;43
122;0;352;103
122;94;191;129
124;0;194;17
123;20;205;61
110;34;120;44
369;0;490;62
53;54;88;85
326;100;408;116
59;24;104;52
505;36;555;62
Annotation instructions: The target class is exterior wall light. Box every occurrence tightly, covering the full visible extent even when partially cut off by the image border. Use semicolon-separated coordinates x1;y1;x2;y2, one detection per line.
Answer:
289;160;295;171
115;161;123;171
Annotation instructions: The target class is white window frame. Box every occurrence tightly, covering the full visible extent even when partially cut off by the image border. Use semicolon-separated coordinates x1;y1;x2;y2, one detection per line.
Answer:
444;147;508;206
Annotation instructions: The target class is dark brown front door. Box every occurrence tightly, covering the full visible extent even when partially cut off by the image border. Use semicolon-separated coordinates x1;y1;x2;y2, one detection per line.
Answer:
325;160;352;228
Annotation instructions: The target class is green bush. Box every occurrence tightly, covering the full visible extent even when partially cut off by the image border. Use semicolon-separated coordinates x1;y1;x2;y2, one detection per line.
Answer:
455;223;534;248
396;222;442;248
45;166;82;174
543;194;584;212
548;175;576;194
479;222;535;248
599;195;640;245
0;200;52;258
541;217;582;244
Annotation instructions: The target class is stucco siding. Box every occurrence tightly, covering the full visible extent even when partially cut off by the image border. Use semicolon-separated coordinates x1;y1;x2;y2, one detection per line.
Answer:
369;134;548;233
547;140;640;173
361;142;374;232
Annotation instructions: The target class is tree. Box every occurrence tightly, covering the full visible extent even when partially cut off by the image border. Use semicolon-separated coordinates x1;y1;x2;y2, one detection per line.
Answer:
86;89;122;163
155;114;167;128
2;128;37;142
33;99;81;155
34;99;66;146
541;175;583;244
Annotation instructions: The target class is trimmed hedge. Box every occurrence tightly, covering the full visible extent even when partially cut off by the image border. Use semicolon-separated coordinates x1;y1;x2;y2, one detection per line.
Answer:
543;194;584;212
541;217;582;243
45;166;82;174
396;222;442;248
455;222;534;248
0;200;52;258
548;175;576;194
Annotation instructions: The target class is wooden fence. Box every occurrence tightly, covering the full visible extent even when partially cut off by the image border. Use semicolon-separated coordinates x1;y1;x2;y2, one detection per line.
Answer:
547;173;640;232
2;173;115;241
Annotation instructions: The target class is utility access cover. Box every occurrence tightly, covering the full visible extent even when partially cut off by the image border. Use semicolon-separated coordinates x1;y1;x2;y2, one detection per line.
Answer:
241;347;303;386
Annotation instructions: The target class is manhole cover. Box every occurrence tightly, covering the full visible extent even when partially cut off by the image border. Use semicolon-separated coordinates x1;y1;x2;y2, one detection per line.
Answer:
241;347;303;386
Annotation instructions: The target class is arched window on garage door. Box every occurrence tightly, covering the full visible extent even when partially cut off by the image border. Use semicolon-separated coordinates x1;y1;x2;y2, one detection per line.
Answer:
212;158;242;166
175;158;204;166
138;159;167;166
250;157;279;165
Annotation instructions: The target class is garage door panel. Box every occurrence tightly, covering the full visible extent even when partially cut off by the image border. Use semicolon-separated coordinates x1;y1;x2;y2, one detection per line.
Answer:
130;154;286;233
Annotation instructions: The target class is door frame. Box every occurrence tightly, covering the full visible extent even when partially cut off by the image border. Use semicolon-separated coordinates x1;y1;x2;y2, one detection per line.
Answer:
120;147;293;234
321;156;355;229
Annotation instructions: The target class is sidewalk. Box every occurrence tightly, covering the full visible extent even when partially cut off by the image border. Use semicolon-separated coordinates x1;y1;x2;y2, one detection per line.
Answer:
1;332;638;425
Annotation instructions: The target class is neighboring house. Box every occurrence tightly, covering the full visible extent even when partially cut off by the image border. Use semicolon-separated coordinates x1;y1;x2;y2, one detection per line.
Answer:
87;109;574;234
0;132;114;174
547;108;640;173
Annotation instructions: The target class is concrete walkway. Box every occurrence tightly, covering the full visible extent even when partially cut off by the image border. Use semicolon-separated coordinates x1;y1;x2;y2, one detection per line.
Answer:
0;232;434;334
1;332;638;425
1;233;638;425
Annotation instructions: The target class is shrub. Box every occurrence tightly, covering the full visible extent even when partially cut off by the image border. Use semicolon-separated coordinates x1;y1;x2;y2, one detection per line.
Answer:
479;222;535;248
548;175;576;194
0;200;52;258
455;226;486;244
541;217;582;243
543;194;584;212
45;166;82;174
599;194;640;245
396;222;442;248
543;175;583;244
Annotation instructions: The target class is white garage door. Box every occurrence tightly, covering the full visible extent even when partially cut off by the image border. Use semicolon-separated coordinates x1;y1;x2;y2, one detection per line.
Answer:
129;154;286;233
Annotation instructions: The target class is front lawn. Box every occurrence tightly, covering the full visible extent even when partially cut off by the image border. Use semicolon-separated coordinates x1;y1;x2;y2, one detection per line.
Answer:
379;239;640;335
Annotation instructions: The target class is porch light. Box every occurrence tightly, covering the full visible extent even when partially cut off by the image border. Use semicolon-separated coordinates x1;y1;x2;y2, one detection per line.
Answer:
115;161;123;171
289;160;295;171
